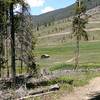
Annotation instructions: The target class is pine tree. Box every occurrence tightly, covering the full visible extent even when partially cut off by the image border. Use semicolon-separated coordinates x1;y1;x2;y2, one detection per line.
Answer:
72;0;88;69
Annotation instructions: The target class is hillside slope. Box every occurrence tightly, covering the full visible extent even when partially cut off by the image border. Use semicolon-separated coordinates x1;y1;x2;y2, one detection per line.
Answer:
32;0;100;26
34;5;100;68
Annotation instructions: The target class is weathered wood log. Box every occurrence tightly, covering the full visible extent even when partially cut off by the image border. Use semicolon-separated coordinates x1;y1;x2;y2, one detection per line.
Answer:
18;91;55;100
26;76;74;89
18;84;60;100
29;84;59;95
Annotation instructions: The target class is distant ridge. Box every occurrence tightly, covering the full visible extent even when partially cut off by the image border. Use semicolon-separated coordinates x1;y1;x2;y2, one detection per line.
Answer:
32;0;100;26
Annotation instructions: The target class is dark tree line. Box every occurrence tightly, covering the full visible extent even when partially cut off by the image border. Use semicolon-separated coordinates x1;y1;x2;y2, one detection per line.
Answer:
0;0;37;86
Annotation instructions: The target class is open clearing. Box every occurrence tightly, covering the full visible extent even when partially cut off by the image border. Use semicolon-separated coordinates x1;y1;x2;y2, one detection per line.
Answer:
35;40;100;68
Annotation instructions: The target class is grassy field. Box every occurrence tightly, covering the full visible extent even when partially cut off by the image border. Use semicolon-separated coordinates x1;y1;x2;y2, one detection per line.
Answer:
35;40;100;68
33;12;100;70
49;63;100;71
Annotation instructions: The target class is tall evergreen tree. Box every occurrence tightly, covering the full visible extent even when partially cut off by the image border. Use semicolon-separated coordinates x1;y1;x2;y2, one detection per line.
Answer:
0;0;37;81
9;1;16;85
72;0;88;69
0;0;7;77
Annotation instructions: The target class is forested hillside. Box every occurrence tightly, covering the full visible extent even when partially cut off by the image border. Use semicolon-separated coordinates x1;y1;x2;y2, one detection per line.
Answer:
32;0;100;26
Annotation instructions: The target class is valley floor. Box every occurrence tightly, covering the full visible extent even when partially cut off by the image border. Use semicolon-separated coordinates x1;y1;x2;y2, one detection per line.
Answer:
59;77;100;100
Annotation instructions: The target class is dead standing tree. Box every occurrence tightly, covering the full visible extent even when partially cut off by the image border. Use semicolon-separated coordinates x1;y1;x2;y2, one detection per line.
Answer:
14;5;38;76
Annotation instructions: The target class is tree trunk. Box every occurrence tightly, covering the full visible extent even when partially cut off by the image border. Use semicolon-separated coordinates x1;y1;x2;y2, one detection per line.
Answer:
6;40;9;77
10;2;16;86
20;5;24;74
0;35;4;78
75;36;79;69
0;39;2;77
0;66;1;77
20;42;23;74
75;0;80;69
6;10;9;78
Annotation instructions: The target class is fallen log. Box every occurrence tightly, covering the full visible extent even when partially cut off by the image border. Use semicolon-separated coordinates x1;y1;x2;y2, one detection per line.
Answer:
26;77;73;89
18;91;55;100
29;84;60;95
18;84;60;100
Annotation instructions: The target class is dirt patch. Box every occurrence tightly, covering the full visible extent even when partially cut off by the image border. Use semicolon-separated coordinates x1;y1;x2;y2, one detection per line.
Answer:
59;77;100;100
